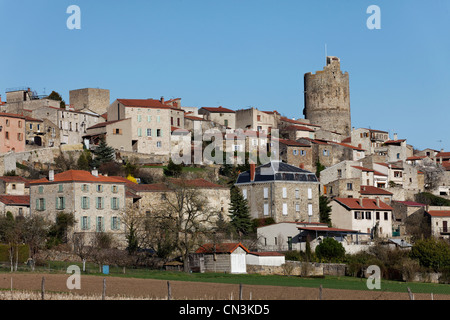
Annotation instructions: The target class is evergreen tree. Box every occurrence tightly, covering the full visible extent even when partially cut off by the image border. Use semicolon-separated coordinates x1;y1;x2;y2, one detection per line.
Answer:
92;140;115;169
228;186;252;239
164;158;183;177
77;150;92;171
319;195;332;226
46;91;66;108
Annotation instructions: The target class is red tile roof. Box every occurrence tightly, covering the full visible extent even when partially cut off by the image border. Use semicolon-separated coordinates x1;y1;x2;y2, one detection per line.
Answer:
196;242;249;254
352;166;375;172
200;106;235;113
280;117;321;127
29;170;126;185
334;197;393;210
360;185;393;195
298;226;358;233
278;139;310;147
436;152;450;158
118;99;180;111
283;125;315;132
428;210;450;217
0;195;30;206
384;139;406;145
330;142;365;151
0;112;26;119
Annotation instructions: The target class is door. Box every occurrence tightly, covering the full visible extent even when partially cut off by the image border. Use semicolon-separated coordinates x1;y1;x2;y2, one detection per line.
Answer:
443;221;448;233
230;254;246;274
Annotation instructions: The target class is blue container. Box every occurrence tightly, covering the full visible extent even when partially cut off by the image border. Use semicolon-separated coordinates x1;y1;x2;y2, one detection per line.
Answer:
102;265;109;275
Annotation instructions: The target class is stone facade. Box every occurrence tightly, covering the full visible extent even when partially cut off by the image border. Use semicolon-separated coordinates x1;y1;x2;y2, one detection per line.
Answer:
235;108;279;134
303;56;351;137
0;113;26;153
69;88;110;116
29;170;127;246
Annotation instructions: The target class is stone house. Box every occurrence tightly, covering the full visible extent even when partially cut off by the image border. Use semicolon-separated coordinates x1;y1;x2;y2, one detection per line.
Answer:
427;206;450;239
277;138;313;172
280;124;316;141
350;128;390;156
235;107;279;134
235;161;320;223
198;106;236;129
390;200;427;236
360;185;393;204
0;112;26;153
383;137;412;162
0;176;30;195
0;195;30;218
3;88;60;115
331;197;393;240
106;98;185;157
29;169;127;246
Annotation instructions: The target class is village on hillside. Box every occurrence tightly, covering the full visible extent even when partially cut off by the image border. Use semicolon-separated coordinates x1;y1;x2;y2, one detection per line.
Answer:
0;57;449;282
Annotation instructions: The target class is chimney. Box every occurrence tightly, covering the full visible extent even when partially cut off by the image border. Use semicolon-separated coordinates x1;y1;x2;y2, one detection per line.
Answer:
393;133;398;141
250;163;256;182
160;96;164;104
49;170;54;182
376;197;380;207
359;196;364;208
91;168;98;177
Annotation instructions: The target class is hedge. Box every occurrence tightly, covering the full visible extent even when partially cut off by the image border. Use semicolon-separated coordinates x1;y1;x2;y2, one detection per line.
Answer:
0;244;30;263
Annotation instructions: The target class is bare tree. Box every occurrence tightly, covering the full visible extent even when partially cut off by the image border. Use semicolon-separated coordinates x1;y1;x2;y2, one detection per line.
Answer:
417;159;445;191
154;180;220;272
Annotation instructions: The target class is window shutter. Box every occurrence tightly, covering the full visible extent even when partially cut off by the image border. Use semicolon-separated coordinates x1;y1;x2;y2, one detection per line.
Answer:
88;217;91;229
96;197;99;209
81;197;84;209
87;197;90;209
56;197;59;209
101;197;104;209
282;188;287;198
43;199;46;210
111;217;114;230
62;197;65;210
36;199;39;210
117;217;121;230
111;197;114;210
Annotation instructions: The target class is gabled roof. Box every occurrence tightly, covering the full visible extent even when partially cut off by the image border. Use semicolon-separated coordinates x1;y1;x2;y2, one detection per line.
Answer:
360;185;393;195
334;197;393;210
117;98;181;111
29;170;126;185
279;116;321;127
352;166;374;172
283;125;315;132
436;152;450;159
330;141;365;151
195;242;249;254
0;195;30;206
200;106;235;113
277;139;310;147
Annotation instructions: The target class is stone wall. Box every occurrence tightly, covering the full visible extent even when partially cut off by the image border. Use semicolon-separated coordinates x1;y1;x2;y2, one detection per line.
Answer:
247;261;347;277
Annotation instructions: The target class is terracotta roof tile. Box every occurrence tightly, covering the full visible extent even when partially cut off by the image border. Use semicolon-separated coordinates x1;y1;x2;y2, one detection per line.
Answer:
196;242;249;254
334;197;392;210
428;210;450;217
360;185;393;195
0;195;30;206
29;170;126;185
200;106;235;113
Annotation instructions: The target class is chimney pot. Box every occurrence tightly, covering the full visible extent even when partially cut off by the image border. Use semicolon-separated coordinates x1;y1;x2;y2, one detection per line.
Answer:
49;170;54;181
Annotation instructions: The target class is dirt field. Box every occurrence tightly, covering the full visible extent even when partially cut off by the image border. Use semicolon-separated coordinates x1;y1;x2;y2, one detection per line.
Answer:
0;273;449;300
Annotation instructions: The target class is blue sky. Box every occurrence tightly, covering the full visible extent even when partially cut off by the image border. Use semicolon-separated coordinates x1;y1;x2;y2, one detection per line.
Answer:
1;0;449;151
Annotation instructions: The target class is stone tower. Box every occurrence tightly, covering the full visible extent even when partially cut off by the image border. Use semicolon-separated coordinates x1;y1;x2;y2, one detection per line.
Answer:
303;56;351;137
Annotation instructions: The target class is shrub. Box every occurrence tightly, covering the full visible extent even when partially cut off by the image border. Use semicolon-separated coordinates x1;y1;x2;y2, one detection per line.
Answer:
315;238;346;263
410;238;450;272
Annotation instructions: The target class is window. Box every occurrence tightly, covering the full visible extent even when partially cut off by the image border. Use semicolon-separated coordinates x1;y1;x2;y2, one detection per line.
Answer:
96;216;104;232
365;211;371;219
323;149;329;156
157;129;162;137
308;188;312;200
38;186;44;194
111;216;120;230
282;187;287;198
282;203;288;215
293;149;298;156
6;119;9;127
177;118;181;127
96;197;104;209
242;189;247;200
96;185;103;193
347;183;353;190
114;128;122;135
288;237;293;251
156;116;161;123
396;153;400;159
56;197;65;210
171;117;174;125
18;208;23;217
137;128;142;137
337;169;342;178
111;185;118;193
263;188;269;199
5;132;9;140
263;203;269;216
18;121;22;128
300;150;306;156
384;212;389;220
82;184;89;192
81;216;90;230
17;133;23;141
257;115;261;121
224;119;228;127
295;189;300;199
81;196;90;209
29;123;33;130
376;212;380;220
36;198;46;211
137;115;142;122
111;197;119;210
308;204;313;216
295;203;300;212
145;128;151;137
58;184;63;192
147;115;151;122
156;141;162;148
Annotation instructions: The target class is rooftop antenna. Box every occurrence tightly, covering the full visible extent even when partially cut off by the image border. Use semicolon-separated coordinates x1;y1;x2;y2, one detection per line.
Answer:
325;43;327;59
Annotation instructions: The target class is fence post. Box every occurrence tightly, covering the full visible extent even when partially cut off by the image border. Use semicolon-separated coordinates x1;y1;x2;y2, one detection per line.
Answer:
167;281;172;300
319;285;323;300
407;287;414;300
239;283;243;300
41;277;45;300
102;278;106;300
